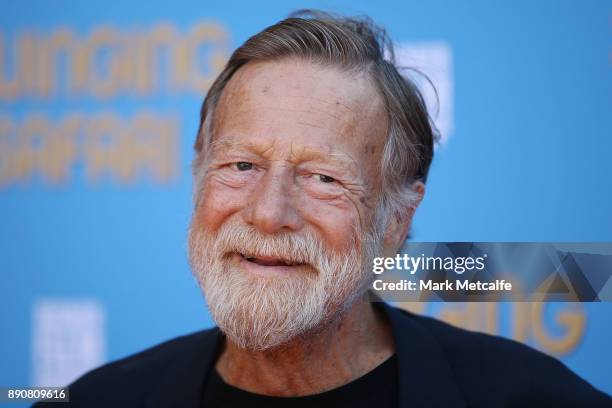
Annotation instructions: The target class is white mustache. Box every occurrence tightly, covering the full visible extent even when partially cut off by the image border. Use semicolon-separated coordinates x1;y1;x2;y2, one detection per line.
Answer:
210;221;329;268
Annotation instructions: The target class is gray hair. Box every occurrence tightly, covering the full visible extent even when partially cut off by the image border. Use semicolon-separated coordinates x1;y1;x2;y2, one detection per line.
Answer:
193;10;438;236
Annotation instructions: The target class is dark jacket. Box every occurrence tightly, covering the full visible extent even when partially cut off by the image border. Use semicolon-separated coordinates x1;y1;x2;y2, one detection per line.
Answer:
34;303;610;407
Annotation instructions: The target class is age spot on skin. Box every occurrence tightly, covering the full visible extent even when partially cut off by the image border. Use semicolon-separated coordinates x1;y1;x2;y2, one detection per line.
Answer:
363;143;377;155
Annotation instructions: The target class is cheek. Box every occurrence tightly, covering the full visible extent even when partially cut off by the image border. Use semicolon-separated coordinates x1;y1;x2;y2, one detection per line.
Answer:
298;197;364;253
195;177;250;233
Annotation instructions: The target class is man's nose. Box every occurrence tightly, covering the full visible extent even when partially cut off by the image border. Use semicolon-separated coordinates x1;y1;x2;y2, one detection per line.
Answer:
242;167;304;234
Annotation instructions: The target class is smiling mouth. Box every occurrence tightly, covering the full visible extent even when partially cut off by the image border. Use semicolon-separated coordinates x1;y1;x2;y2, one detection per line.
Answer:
236;252;303;267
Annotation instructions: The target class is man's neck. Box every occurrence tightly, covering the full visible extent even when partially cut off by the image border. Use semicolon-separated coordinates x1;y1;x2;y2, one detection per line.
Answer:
214;298;395;397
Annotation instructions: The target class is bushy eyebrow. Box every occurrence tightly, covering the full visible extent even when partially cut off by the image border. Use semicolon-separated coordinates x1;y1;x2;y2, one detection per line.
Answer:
208;138;361;178
207;138;271;157
294;148;360;178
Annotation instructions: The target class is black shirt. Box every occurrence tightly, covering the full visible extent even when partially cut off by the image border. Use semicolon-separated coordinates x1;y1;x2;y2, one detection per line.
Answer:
201;354;398;408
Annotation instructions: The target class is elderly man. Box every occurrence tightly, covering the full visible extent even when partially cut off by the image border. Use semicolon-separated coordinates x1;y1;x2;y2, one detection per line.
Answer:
37;11;609;408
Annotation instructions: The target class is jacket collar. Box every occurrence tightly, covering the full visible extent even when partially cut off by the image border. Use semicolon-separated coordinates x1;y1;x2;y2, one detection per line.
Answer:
146;302;467;408
382;303;467;407
145;328;223;408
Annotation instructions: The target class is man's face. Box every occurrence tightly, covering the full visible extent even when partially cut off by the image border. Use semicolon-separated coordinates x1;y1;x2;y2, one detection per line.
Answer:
189;58;388;350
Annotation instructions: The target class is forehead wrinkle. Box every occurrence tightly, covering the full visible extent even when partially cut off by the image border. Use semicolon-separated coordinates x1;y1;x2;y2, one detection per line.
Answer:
224;105;350;125
283;101;350;123
220;98;355;130
220;105;358;144
208;137;276;158
215;107;359;150
275;94;356;118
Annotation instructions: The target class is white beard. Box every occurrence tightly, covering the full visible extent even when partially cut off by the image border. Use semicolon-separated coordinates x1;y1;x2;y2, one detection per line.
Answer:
188;218;380;351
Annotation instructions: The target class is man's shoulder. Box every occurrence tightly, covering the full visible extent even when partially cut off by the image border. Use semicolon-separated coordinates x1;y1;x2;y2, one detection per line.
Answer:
71;328;215;386
391;305;611;406
404;306;545;360
34;327;218;407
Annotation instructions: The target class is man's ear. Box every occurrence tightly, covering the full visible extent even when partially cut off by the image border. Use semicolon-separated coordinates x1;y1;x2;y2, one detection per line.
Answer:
383;181;425;253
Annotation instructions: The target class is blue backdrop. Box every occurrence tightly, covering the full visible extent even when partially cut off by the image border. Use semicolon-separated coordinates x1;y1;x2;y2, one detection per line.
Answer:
1;0;611;402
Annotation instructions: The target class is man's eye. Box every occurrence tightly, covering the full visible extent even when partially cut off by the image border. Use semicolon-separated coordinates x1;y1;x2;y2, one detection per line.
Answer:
234;162;253;171
316;174;336;183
